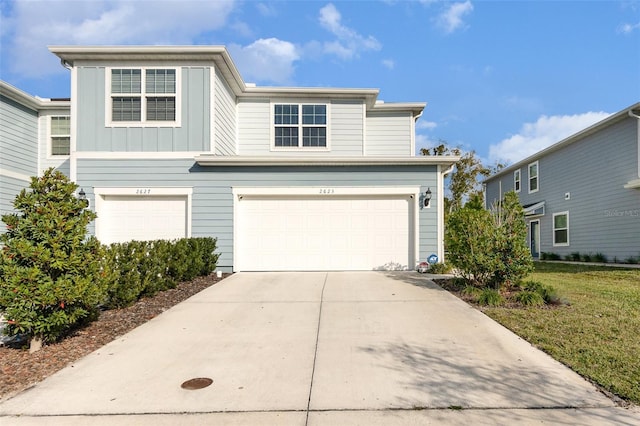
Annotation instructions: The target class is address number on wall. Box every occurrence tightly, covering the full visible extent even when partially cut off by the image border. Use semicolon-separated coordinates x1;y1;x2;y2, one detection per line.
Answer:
135;189;152;195
319;188;335;194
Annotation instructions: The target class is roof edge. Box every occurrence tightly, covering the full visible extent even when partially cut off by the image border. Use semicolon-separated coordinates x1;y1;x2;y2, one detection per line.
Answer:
194;155;460;167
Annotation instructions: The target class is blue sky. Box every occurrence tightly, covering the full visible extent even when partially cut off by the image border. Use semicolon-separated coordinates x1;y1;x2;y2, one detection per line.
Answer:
1;0;639;165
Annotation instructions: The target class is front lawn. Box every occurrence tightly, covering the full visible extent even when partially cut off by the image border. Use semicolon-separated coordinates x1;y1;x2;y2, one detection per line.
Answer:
481;262;640;405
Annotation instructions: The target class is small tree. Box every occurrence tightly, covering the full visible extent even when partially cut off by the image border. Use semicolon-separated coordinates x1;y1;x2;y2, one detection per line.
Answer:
0;168;105;351
445;191;532;289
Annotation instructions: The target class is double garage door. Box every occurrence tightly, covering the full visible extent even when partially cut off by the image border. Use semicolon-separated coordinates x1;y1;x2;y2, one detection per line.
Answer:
235;195;413;271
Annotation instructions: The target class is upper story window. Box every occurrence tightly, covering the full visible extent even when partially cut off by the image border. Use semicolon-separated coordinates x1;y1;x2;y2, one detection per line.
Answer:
273;103;328;149
528;161;539;193
108;68;179;126
50;116;70;156
514;169;521;192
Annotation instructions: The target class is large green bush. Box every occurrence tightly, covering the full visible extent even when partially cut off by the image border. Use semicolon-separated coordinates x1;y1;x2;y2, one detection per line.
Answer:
102;237;219;309
445;190;532;289
0;169;105;350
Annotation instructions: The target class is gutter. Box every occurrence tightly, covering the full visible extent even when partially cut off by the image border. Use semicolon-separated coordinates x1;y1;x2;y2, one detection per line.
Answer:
194;155;460;167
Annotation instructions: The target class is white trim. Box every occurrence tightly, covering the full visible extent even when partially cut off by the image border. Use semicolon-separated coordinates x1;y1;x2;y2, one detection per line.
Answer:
232;185;420;272
210;65;216;153
195;154;461;167
104;66;182;128
436;165;444;262
47;115;71;158
624;178;640;189
0;168;31;182
523;201;546;217
70;65;78;182
232;186;420;197
528;160;539;194
362;102;367;156
93;187;193;242
514;168;521;193
529;219;541;258
76;151;209;159
270;101;331;152
552;211;570;247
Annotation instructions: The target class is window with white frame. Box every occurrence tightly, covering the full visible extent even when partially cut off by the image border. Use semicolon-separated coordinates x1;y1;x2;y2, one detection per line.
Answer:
50;116;70;155
109;68;177;124
274;104;327;148
528;161;539;193
553;212;569;246
514;169;521;192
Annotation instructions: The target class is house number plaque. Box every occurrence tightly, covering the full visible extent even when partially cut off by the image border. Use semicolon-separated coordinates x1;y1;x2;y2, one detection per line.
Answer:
135;189;152;195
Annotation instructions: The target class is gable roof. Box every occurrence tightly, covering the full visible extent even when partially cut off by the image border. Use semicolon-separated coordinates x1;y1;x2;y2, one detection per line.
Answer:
48;45;423;115
486;102;640;182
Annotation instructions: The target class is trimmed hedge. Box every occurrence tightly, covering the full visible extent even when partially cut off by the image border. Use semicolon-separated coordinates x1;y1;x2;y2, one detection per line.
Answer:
101;238;220;309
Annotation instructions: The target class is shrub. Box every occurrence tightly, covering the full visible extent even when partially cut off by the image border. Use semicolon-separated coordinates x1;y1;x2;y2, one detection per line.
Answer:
593;253;608;263
461;285;481;302
521;280;561;305
478;288;503;306
541;252;561;261
515;290;545;307
0;169;106;350
428;262;451;274
570;252;581;262
581;253;592;263
445;191;532;289
102;237;219;309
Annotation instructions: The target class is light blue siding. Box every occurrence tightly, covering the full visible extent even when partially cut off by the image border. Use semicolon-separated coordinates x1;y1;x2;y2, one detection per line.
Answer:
0;95;38;176
214;70;236;155
331;100;363;156
76;159;439;271
76;66;211;152
366;111;412;156
486;115;640;261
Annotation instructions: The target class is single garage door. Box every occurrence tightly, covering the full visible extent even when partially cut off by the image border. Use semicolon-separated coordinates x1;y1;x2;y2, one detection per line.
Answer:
236;195;412;271
98;195;188;244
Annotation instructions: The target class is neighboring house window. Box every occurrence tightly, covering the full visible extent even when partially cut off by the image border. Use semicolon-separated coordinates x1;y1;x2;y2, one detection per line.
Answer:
514;169;521;192
528;161;539;193
274;104;327;148
553;212;569;246
109;68;177;124
51;116;70;156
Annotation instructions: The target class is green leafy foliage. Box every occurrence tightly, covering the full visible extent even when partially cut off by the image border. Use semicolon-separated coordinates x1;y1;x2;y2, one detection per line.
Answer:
514;290;545;307
478;288;503;306
102;238;219;309
428;262;451;274
445;191;532;289
0;169;105;344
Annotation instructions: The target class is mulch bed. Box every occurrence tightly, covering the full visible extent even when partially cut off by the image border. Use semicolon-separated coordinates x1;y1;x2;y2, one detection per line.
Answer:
0;273;225;401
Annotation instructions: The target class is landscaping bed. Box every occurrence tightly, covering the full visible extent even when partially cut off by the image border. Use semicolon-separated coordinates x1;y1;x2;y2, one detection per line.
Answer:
0;273;225;401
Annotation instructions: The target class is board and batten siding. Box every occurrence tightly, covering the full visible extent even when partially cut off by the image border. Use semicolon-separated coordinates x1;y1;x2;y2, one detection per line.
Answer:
213;69;237;155
76;66;211;152
365;111;412;156
75;159;439;271
486;115;640;261
237;99;366;156
0;94;38;176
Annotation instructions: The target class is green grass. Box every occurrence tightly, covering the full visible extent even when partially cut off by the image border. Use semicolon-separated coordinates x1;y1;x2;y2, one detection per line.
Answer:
482;262;640;404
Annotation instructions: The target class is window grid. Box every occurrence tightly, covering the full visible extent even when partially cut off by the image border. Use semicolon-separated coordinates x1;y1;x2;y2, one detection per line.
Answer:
50;116;70;156
110;68;176;123
553;212;569;246
514;169;521;192
529;162;539;192
274;104;327;148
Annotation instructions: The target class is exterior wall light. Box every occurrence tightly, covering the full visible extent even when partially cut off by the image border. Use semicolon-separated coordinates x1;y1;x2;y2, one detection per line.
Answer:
424;187;432;208
78;188;89;207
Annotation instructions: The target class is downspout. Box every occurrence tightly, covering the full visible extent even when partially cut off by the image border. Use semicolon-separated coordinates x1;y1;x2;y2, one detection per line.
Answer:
437;162;456;263
60;59;72;70
629;110;640;180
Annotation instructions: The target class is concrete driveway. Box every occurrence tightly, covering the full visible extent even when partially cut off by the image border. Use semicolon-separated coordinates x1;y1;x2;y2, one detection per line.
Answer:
1;272;638;425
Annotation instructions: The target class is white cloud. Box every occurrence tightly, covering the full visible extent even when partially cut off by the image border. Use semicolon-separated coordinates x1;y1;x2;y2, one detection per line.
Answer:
416;120;437;130
617;21;640;34
489;111;611;164
256;2;278;17
228;38;300;85
436;1;474;34
318;3;381;59
2;0;236;78
382;59;395;69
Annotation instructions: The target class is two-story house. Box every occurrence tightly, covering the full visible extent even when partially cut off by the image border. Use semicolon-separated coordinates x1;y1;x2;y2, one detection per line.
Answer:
1;45;459;272
485;103;640;262
0;81;71;222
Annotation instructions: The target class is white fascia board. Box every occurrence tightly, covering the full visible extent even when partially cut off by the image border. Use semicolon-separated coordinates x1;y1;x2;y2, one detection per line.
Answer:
232;186;421;197
195;155;461;167
0;81;69;111
242;86;380;108
371;102;426;116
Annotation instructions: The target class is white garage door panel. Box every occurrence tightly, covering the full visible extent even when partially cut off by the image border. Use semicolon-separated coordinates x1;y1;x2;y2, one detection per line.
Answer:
99;196;187;244
237;196;411;271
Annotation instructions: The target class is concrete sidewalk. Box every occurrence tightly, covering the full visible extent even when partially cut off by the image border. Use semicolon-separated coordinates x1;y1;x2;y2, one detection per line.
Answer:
1;272;638;425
